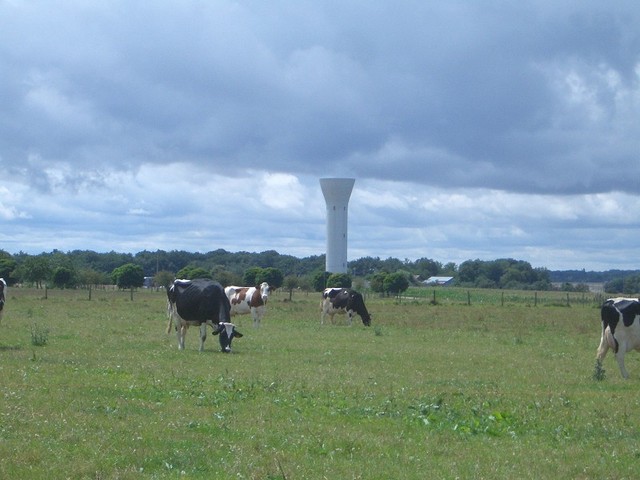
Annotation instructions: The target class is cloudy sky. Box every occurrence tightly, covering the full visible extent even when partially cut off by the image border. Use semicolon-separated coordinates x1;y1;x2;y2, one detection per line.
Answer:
1;1;639;271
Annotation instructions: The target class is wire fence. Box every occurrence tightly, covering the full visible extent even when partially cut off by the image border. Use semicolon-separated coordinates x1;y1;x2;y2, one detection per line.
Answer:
400;287;608;308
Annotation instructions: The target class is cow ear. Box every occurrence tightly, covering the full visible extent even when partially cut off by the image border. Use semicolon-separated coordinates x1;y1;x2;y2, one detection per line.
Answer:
234;330;243;338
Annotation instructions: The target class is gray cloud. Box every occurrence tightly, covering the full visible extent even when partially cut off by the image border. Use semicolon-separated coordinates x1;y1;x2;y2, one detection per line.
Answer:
1;1;639;270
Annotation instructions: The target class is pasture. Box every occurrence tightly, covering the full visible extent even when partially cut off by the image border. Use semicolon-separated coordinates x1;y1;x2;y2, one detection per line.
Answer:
0;287;638;479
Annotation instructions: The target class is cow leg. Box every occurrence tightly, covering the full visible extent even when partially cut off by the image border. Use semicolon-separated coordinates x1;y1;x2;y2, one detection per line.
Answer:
176;324;187;350
198;323;207;352
251;307;259;328
615;345;630;379
176;325;186;350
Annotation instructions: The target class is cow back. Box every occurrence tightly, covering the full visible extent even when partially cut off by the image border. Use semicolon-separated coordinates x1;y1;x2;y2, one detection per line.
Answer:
602;298;640;332
330;289;351;309
172;279;230;323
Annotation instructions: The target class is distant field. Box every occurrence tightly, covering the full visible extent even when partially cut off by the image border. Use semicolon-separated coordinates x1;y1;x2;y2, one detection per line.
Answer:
403;285;605;307
0;287;637;479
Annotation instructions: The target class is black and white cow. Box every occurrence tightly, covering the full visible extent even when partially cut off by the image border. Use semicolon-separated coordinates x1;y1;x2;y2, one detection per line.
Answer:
166;278;243;352
321;287;371;326
0;278;6;324
597;297;640;378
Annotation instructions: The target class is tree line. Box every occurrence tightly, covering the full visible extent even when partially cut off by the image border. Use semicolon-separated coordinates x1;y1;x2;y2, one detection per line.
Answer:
0;248;636;294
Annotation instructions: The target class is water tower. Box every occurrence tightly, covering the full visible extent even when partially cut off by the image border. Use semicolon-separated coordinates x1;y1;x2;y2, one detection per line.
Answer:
320;178;355;273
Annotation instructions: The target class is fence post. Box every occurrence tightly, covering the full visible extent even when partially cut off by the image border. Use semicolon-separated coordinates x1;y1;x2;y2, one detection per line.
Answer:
89;285;92;301
501;291;504;307
432;289;436;305
467;290;471;306
534;291;537;307
130;286;134;301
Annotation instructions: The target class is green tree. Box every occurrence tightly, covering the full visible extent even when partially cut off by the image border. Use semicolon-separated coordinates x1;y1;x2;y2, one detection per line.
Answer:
413;257;442;279
154;270;175;289
258;267;284;289
20;256;51;288
176;265;211;280
77;268;110;286
211;265;241;287
0;257;17;284
52;267;76;289
312;271;330;291
326;273;352;288
349;256;383;276
384;272;410;295
243;267;263;286
370;272;387;294
111;263;144;289
605;278;624;294
283;275;299;301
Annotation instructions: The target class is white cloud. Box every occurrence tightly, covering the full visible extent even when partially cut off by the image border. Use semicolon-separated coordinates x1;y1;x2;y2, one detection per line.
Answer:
1;1;639;269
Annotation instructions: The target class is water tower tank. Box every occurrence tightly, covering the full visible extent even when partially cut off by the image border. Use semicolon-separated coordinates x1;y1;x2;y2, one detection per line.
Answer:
320;178;355;273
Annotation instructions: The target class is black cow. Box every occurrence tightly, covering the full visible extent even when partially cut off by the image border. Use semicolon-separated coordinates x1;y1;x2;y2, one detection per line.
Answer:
166;278;243;352
0;278;6;324
321;287;371;326
597;297;640;378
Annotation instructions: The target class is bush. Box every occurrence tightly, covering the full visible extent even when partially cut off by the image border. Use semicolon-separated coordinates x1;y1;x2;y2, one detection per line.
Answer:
30;323;49;346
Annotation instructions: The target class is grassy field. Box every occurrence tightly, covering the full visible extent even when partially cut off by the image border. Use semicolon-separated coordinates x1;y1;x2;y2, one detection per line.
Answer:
0;287;638;479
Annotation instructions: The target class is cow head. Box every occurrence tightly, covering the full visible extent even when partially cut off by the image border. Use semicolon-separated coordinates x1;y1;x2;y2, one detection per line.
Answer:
259;282;270;304
212;322;243;353
348;291;371;326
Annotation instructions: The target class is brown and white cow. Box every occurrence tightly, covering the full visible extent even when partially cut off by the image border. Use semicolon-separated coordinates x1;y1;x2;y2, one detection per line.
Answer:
166;278;242;352
321;287;371;326
0;278;6;324
597;297;640;378
225;282;270;327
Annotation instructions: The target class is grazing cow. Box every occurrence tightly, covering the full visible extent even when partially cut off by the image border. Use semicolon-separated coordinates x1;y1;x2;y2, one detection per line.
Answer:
321;287;371;326
166;278;242;352
0;278;6;324
225;282;270;327
597;297;640;378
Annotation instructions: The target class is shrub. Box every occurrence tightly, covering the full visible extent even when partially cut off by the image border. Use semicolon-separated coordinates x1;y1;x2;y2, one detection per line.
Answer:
30;323;49;346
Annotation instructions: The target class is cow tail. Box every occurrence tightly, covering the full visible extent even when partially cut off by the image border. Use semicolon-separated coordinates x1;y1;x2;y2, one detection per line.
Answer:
166;304;174;334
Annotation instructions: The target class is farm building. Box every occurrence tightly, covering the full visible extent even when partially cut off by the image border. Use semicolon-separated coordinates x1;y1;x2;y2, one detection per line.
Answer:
422;276;455;286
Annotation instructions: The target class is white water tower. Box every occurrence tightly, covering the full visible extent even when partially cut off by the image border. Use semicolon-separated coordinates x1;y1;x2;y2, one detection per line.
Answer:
320;178;355;273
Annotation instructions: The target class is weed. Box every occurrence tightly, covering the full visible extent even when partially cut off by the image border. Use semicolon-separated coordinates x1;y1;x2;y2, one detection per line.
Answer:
592;359;606;381
30;322;49;346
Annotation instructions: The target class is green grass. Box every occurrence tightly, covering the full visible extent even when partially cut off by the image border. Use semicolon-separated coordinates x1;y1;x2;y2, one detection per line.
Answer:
0;287;636;479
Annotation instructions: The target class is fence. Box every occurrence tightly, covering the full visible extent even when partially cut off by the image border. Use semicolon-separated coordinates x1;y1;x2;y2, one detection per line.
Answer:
401;287;606;308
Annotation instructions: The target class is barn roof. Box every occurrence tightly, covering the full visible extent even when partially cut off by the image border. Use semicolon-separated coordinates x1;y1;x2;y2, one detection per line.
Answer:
423;276;454;285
